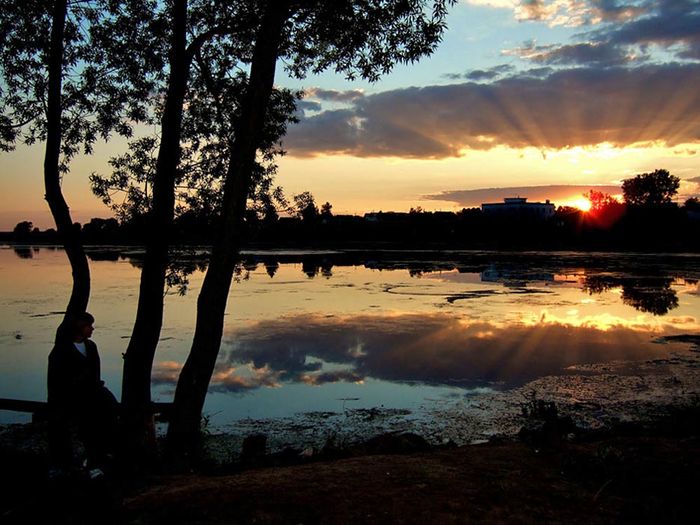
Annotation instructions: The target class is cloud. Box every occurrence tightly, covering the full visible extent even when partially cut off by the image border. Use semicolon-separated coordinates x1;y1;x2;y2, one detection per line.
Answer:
305;88;365;102
477;2;698;63
466;0;650;27
506;42;635;66
283;63;700;158
152;359;284;394
603;1;700;54
300;370;365;386
425;184;621;207
458;65;517;81
297;100;322;113
152;360;183;385
216;311;676;391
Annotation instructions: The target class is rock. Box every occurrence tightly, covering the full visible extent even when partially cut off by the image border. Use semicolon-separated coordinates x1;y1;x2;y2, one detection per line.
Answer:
518;415;576;448
240;434;267;462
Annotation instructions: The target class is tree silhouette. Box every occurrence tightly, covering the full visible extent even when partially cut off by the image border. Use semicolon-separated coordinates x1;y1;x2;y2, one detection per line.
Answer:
89;0;299;458
584;190;625;229
622;169;680;206
167;0;457;460
12;221;33;239
621;278;679;316
1;0;158;343
320;202;333;218
582;274;679;316
294;191;319;222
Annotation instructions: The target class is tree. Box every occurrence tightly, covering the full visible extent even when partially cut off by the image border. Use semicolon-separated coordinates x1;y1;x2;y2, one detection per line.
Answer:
87;0;299;459
1;0;160;340
584;189;625;228
584;190;619;214
622;169;680;206
166;0;457;461
320;201;333;218
684;197;700;211
13;221;34;239
293;191;319;222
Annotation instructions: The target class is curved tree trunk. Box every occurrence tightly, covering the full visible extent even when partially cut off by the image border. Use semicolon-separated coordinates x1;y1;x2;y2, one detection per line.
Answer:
120;0;190;463
44;0;90;342
166;0;291;462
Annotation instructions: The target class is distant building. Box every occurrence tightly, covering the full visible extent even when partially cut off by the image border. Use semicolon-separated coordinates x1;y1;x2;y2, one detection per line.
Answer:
481;197;555;220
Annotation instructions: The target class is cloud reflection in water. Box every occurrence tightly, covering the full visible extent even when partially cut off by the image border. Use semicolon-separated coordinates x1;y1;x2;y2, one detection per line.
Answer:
156;312;689;395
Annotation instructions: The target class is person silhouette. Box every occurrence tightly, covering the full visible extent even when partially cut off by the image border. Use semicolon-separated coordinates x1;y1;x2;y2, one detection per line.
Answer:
47;312;119;477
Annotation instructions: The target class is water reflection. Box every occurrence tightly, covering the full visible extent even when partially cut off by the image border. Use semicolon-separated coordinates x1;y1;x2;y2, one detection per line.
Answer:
582;275;679;315
151;312;683;394
13;247;36;259
7;247;700;316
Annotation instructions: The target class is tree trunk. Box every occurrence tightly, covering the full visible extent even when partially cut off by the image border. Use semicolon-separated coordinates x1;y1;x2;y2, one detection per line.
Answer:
166;0;291;462
43;0;90;342
120;0;190;463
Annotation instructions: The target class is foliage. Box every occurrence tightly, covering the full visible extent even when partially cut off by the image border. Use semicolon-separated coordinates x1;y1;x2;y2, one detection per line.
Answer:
293;191;319;221
89;2;300;226
584;190;619;213
320;201;333;217
282;0;455;82
684;197;700;211
0;0;164;164
584;190;625;228
622;169;680;206
12;221;33;237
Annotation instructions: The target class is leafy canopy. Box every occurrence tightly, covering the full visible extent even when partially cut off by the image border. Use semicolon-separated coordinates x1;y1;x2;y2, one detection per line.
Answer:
622;169;680;206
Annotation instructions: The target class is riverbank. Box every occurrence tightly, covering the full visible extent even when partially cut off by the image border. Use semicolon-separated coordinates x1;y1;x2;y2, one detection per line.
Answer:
2;399;699;524
125;432;699;524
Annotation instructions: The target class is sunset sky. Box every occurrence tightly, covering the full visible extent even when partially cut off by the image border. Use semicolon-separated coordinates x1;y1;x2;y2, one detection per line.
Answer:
1;0;700;230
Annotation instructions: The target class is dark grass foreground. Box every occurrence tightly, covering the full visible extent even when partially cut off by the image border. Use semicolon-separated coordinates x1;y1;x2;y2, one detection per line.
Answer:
2;406;700;524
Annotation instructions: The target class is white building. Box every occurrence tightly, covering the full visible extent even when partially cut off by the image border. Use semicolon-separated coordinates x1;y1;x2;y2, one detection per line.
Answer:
481;197;555;220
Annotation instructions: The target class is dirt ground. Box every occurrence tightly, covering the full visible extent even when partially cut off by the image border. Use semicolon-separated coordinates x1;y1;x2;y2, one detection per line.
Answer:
121;434;699;524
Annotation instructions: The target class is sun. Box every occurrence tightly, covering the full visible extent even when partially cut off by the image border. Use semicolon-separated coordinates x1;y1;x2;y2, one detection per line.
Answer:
567;197;592;212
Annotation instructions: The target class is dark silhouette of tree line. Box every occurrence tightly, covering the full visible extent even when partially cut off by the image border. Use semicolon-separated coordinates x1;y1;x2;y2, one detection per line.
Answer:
8;168;700;251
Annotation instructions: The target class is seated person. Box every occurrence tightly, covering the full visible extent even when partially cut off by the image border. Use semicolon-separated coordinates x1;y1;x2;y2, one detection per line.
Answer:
47;312;119;476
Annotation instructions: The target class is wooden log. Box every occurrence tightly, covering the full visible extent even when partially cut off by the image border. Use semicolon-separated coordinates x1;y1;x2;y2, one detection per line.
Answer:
0;398;173;422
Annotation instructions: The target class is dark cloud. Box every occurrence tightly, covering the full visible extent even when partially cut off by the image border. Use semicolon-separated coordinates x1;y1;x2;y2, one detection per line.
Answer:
305;88;365;102
284;63;700;158
507;1;698;67
425;184;621;207
213;312;674;391
297;100;322;113
463;64;516;81
686;176;700;183
604;1;700;52
514;42;634;66
301;370;365;386
518;66;557;78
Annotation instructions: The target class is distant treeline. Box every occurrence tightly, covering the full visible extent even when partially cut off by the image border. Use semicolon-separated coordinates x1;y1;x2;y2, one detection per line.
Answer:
5;201;700;251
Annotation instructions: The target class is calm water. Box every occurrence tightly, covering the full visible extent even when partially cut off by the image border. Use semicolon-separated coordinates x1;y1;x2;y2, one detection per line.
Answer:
2;245;700;434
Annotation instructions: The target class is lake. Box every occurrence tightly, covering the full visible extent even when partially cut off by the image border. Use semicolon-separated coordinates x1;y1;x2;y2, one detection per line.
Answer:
2;246;699;447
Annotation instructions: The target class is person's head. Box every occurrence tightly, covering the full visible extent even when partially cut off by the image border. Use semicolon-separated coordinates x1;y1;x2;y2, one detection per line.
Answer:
71;312;95;341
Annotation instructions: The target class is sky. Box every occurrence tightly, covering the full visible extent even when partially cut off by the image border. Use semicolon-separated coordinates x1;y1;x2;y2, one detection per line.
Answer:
2;0;700;230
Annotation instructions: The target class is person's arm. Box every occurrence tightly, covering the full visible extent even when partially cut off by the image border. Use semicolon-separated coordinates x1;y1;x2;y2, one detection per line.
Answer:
87;340;104;387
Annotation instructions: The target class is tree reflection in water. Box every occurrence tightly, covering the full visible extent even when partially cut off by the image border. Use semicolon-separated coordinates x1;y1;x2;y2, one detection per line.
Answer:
582;274;679;315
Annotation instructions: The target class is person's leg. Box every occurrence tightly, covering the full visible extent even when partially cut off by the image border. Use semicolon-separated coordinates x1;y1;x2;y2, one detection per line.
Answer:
47;406;75;471
81;387;120;470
